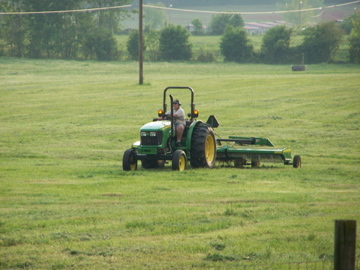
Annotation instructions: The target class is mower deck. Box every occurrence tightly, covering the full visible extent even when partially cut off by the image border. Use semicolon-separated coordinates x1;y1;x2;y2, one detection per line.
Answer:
215;136;300;167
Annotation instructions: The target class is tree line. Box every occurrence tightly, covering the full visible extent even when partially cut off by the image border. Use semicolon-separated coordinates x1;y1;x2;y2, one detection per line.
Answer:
1;1;359;63
134;12;360;64
0;0;131;60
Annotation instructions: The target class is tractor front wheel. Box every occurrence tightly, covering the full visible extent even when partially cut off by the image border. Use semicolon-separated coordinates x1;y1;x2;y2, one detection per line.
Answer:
190;123;216;168
123;149;138;171
172;150;187;171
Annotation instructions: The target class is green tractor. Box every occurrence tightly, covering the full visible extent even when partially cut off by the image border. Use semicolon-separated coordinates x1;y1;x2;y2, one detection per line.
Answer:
123;86;218;171
123;86;301;171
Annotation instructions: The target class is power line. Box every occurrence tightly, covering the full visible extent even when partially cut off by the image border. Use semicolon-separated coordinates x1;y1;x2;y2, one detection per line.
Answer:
0;1;358;16
144;0;359;15
0;4;131;15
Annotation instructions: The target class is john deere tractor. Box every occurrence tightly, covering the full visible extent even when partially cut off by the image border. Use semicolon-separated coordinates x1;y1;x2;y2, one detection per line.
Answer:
122;86;218;171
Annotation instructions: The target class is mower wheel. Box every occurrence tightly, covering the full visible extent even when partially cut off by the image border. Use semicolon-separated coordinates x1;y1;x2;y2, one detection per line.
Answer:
172;150;187;171
251;158;260;168
293;155;301;168
234;158;246;168
123;149;137;171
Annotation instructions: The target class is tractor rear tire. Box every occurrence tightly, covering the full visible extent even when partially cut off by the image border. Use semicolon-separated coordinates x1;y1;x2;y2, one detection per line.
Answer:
123;149;137;171
172;150;187;171
293;155;301;168
190;123;216;168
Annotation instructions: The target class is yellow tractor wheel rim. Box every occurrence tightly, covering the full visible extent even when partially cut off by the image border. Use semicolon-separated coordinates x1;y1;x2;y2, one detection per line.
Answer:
204;134;215;163
129;156;137;171
130;163;137;171
179;155;186;171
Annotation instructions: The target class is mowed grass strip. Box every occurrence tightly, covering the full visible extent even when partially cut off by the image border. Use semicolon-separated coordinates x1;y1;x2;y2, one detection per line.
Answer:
0;58;359;269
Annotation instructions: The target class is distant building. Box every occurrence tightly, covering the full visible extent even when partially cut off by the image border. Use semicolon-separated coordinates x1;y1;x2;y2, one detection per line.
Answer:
186;25;194;32
243;26;259;35
185;21;288;36
244;21;287;35
245;22;272;35
186;24;207;33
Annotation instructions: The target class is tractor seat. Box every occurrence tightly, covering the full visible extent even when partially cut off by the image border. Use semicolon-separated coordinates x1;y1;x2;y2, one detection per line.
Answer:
182;120;192;137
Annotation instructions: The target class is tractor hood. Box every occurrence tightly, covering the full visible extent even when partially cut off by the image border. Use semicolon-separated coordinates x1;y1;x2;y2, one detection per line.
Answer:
140;120;171;131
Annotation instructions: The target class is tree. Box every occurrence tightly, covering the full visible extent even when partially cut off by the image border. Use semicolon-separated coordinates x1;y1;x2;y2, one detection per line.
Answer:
24;0;86;59
86;0;132;34
220;25;253;63
341;12;360;34
0;0;130;59
276;0;324;26
0;0;94;59
127;30;146;60
159;25;192;61
191;18;205;36
144;28;160;61
82;27;119;61
144;2;167;30
348;17;360;63
210;13;244;35
0;0;28;57
195;48;216;63
299;21;344;64
261;25;293;64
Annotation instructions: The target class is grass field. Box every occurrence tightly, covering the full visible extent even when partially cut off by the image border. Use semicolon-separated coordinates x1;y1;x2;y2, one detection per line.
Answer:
1;58;359;269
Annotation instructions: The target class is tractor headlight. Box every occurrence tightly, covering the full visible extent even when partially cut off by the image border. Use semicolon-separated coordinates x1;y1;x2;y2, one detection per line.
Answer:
150;132;156;137
141;132;147;137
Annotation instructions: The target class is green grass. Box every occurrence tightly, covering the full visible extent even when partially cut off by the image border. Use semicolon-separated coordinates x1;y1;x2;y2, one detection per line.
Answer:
1;58;359;269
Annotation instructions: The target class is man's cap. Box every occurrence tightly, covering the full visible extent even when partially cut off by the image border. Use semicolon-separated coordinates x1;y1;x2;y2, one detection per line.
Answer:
173;99;181;105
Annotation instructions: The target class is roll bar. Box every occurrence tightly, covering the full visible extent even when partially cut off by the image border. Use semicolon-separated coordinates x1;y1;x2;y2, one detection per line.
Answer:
163;86;196;121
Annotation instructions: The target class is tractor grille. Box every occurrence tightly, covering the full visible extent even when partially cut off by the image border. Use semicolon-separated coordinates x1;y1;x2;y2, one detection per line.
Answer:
140;131;163;146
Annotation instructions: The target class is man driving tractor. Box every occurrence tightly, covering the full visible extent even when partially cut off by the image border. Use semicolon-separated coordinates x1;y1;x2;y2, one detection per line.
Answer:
161;99;185;147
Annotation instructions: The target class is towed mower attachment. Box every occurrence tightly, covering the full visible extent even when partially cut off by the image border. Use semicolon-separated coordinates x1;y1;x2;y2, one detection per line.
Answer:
216;136;301;168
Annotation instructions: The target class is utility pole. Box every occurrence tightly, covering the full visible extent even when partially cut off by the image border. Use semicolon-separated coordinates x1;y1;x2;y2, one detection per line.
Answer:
334;220;356;270
139;0;143;85
299;1;302;25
